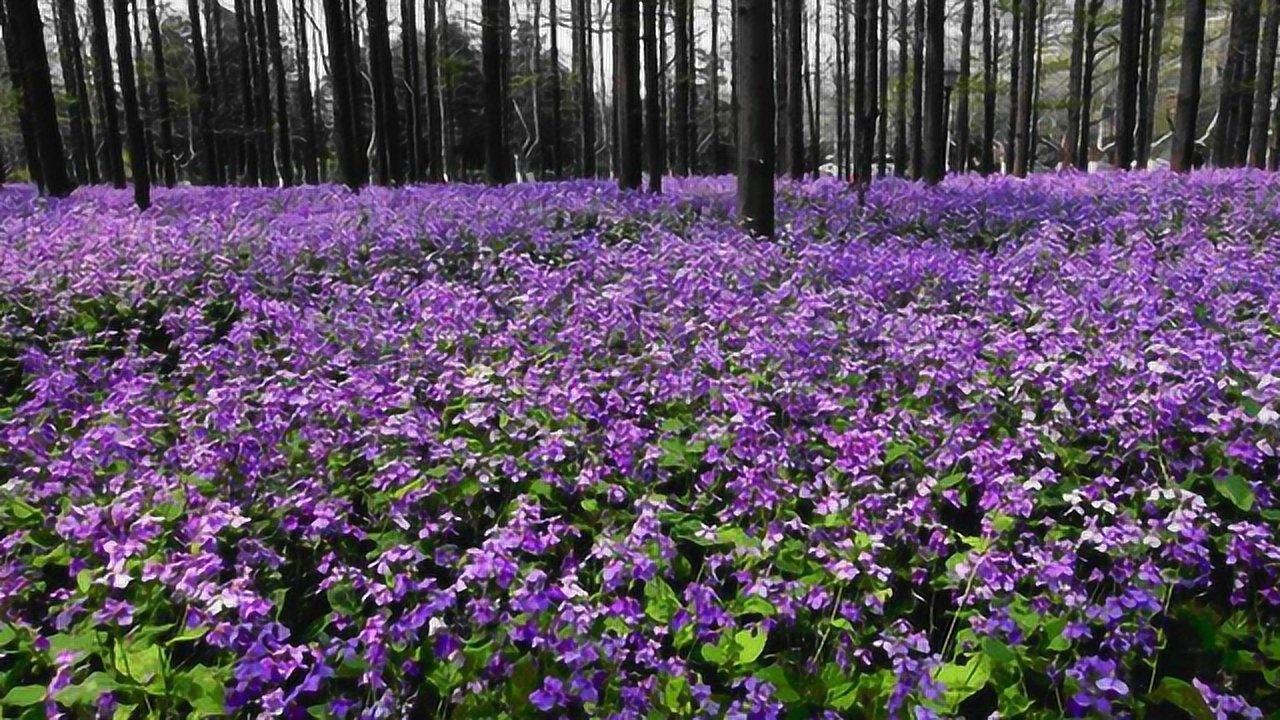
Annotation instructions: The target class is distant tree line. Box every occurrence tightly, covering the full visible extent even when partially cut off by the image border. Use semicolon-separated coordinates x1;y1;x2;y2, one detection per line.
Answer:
0;0;1277;233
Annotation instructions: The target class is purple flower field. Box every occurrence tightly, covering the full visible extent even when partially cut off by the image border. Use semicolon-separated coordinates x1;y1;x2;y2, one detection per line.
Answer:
1;171;1279;719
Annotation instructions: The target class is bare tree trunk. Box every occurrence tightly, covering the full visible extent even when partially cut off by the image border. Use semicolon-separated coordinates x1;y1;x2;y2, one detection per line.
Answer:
574;0;595;176
645;0;663;189
483;0;512;183
367;0;400;184
323;0;361;188
955;0;971;171
1169;0;1205;171
894;0;906;174
1214;0;1259;166
786;0;803;176
0;0;42;189
3;0;74;195
1078;0;1101;168
877;0;888;174
674;0;690;174
860;0;877;181
853;0;865;178
737;0;774;236
921;0;941;182
425;0;444;180
233;0;258;182
89;0;126;185
810;0;820;175
293;0;318;182
53;0;93;183
1063;0;1085;169
1012;0;1034;175
909;0;922;178
980;0;994;173
115;0;150;206
549;0;564;177
837;0;848;175
1248;0;1279;168
401;0;420;180
189;0;219;182
251;0;274;183
132;3;155;181
1006;0;1018;172
1137;0;1166;168
145;0;176;185
1114;0;1141;169
616;0;642;187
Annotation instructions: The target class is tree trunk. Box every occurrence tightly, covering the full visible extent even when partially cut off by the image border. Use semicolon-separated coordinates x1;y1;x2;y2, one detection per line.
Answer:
424;0;444;180
53;0;94;183
292;0;318;182
549;0;564;177
955;0;971;172
737;0;774;236
367;0;400;184
1136;0;1166;168
3;0;74;195
131;3;154;181
853;0;865;178
1006;0;1019;172
1114;0;1141;169
1063;0;1086;169
1012;0;1034;175
980;0;994;173
323;0;361;188
909;0;922;178
401;0;421;180
1169;0;1205;171
1232;0;1260;164
1248;0;1279;168
0;0;42;189
1077;0;1100;168
251;0;274;183
188;0;219;182
861;0;878;181
922;0;942;182
615;0;642;188
144;0;176;185
574;0;595;176
894;0;906;174
786;0;803;177
233;0;258;182
837;0;848;175
673;0;690;174
88;0;126;186
877;0;888;175
644;0;663;189
1213;0;1258;166
115;0;150;206
810;0;820;175
483;0;512;183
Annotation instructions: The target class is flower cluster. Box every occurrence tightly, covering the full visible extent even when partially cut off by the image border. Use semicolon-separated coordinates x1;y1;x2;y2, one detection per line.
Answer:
1;172;1279;718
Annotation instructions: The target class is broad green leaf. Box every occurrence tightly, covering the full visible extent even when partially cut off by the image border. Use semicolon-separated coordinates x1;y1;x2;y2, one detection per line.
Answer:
1;686;45;707
734;626;768;665
754;665;801;703
1213;475;1255;512
933;655;991;710
54;673;119;707
644;578;680;623
1148;677;1214;720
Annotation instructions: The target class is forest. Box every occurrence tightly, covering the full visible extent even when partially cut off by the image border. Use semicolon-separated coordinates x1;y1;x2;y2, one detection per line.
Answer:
1;0;1280;718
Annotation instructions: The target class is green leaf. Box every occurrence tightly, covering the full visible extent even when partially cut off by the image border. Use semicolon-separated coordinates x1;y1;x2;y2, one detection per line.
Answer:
981;637;1019;665
736;596;777;618
662;675;688;712
115;642;164;687
734;626;768;665
1;686;46;707
933;655;991;710
826;682;859;711
700;642;728;666
54;673;120;707
1213;475;1255;512
644;578;680;623
883;442;913;464
1148;677;1215;720
754;665;801;703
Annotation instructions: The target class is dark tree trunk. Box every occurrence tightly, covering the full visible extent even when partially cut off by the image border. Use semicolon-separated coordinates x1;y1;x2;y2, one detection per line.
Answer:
483;0;512;183
401;0;421;180
810;0;820;176
233;0;258;182
1136;0;1165;167
853;0;866;178
1169;0;1205;171
131;3;154;181
685;0;696;171
894;0;906;174
837;0;848;175
189;0;219;183
145;0;176;185
922;0;942;182
3;0;74;195
54;0;95;183
1029;0;1044;171
909;0;922;178
367;0;401;184
737;0;774;236
860;0;878;181
616;0;642;188
425;0;444;180
1077;0;1101;168
574;0;595;176
0;0;42;189
877;0;888;175
981;0;995;173
1213;0;1259;166
322;0;362;188
955;0;972;172
261;0;291;185
714;0;727;172
786;0;803;177
1063;0;1086;169
1012;0;1034;175
1248;0;1279;168
115;0;150;206
1114;0;1141;169
293;0;319;182
1232;0;1260;163
251;0;274;184
549;0;564;177
1006;0;1019;172
673;0;690;174
644;0;663;189
88;0;126;186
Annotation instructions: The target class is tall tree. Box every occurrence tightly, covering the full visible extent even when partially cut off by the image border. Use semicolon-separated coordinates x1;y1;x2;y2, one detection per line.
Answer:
981;0;995;173
909;0;922;177
810;0;820;175
3;0;74;195
1213;0;1260;166
54;0;96;183
922;0;943;182
483;0;512;183
1077;0;1102;168
893;0;906;174
233;0;259;182
0;0;42;189
251;0;274;183
1006;0;1019;171
323;0;362;188
1063;0;1086;169
131;1;154;180
574;0;595;176
853;0;866;178
549;0;564;177
367;0;401;184
402;0;422;180
860;0;878;180
1012;0;1035;175
189;0;219;183
1248;0;1279;168
673;0;691;174
293;0;319;182
616;0;642;188
877;0;888;174
115;0;150;206
425;0;444;180
786;0;803;176
88;0;126;186
954;0;972;171
144;0;176;186
1114;0;1141;168
644;0;663;189
1169;0;1205;171
1137;0;1166;167
737;0;774;235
